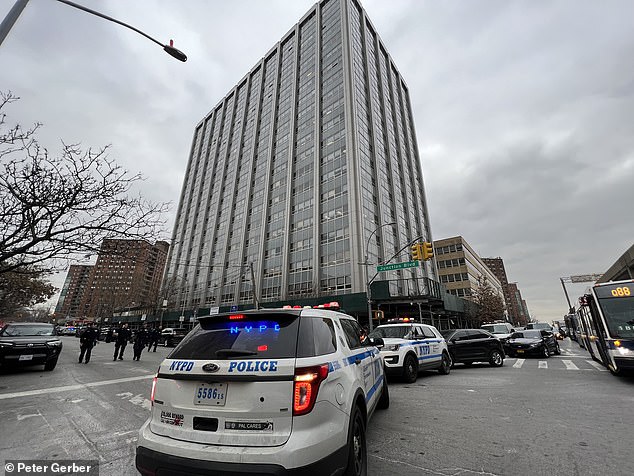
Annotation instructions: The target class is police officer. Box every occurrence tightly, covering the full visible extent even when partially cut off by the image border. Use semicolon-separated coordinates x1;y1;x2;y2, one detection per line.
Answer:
147;325;160;352
78;322;99;364
113;323;131;361
133;324;149;361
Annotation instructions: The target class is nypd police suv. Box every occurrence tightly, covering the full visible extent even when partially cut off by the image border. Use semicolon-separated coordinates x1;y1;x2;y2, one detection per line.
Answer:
136;308;389;476
369;319;451;382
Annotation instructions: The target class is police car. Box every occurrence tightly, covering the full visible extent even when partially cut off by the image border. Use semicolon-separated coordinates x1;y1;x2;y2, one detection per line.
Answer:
368;318;451;383
136;308;389;476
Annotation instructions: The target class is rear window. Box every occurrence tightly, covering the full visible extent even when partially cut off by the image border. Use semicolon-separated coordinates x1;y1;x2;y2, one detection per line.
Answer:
168;312;300;360
482;325;508;334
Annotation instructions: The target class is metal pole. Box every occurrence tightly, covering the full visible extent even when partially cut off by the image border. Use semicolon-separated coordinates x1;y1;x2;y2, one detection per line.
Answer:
560;278;573;313
364;222;396;332
0;0;29;47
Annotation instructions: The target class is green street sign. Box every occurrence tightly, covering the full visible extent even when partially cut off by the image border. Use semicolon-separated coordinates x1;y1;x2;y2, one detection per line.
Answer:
376;261;419;272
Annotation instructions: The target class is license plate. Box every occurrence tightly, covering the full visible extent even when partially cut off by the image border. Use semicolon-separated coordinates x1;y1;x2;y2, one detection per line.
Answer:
516;350;524;354
19;354;33;361
194;383;227;406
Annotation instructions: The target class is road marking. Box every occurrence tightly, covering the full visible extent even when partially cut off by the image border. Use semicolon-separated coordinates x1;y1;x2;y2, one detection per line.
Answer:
562;360;579;370
586;360;608;372
0;375;154;400
538;361;548;369
512;359;525;369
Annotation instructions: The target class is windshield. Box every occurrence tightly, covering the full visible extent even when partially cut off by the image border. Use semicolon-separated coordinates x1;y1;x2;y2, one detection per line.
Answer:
510;330;542;339
1;324;55;337
369;325;411;339
597;295;634;338
481;325;509;334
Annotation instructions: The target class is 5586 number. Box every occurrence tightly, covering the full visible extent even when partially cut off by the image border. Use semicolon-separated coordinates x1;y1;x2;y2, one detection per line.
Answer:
197;387;224;400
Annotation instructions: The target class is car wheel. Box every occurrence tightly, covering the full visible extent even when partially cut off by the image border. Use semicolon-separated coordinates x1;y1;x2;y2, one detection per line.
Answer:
542;345;550;358
403;354;418;383
377;376;390;410
555;343;561;355
44;358;58;371
344;406;367;476
489;349;504;367
438;351;451;375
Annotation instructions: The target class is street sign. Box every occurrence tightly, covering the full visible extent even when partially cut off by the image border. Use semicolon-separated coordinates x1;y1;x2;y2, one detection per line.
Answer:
179;315;185;322
209;307;219;315
377;261;419;272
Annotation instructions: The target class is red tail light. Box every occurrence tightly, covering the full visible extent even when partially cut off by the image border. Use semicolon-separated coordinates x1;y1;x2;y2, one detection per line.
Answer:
150;375;158;405
293;364;329;416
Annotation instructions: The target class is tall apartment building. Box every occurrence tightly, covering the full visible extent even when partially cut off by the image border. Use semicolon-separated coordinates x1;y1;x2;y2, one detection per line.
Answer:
54;265;93;320
80;239;169;319
482;257;529;326
165;0;435;315
434;236;505;305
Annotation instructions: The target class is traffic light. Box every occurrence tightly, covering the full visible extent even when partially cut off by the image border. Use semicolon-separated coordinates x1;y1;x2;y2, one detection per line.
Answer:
411;243;422;261
422;242;434;261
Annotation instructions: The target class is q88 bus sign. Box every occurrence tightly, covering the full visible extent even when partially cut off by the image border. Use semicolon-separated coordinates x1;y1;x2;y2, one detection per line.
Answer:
595;283;632;299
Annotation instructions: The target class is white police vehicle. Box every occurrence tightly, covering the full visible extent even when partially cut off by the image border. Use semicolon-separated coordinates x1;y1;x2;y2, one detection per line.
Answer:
136;308;389;476
369;318;451;383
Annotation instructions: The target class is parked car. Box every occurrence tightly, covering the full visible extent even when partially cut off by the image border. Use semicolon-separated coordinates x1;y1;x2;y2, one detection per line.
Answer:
368;319;451;382
480;323;515;344
97;327;110;341
441;329;505;367
159;327;190;347
0;322;63;371
505;329;560;357
136;307;389;475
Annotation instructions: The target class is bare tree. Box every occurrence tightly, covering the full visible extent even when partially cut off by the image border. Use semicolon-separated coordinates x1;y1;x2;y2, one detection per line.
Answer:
0;91;170;275
471;275;506;326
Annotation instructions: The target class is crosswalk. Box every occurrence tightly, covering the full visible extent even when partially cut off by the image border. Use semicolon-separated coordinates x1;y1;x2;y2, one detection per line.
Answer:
506;357;608;372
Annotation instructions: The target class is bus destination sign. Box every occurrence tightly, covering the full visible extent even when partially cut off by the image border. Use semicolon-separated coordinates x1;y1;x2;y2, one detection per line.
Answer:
595;282;632;299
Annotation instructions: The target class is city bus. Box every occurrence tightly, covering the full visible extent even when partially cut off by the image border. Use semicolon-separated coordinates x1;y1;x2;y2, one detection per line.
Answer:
575;279;634;375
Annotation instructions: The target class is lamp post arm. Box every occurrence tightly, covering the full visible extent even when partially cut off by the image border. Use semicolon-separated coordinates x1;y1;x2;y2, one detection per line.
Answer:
56;0;165;48
0;0;29;47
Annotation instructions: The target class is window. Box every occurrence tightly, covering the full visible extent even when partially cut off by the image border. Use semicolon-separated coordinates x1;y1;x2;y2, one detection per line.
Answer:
297;318;337;357
340;319;364;349
422;327;436;339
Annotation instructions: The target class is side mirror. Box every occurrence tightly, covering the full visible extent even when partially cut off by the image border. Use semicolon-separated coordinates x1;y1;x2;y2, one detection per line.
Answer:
369;337;384;348
510;329;515;333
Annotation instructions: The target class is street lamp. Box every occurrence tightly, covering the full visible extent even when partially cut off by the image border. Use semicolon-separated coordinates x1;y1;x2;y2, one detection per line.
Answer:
1;0;187;61
363;222;396;331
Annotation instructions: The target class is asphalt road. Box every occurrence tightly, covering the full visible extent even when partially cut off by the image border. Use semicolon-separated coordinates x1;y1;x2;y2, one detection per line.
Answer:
1;337;633;475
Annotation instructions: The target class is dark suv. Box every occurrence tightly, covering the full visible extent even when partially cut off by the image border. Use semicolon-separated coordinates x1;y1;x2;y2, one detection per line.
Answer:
0;322;63;371
441;329;505;367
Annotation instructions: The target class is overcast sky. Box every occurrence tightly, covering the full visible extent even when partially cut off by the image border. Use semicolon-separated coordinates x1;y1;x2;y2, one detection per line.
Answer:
2;0;633;320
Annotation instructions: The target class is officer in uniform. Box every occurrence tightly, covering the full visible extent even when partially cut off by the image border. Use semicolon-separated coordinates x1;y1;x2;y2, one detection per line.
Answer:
133;324;149;361
114;323;131;361
78;322;99;364
147;325;161;352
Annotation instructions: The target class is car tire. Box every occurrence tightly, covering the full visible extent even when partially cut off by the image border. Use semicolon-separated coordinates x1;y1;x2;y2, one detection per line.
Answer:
44;358;58;371
438;351;451;375
542;345;550;358
344;406;367;476
489;349;504;367
403;354;418;383
377;376;390;410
